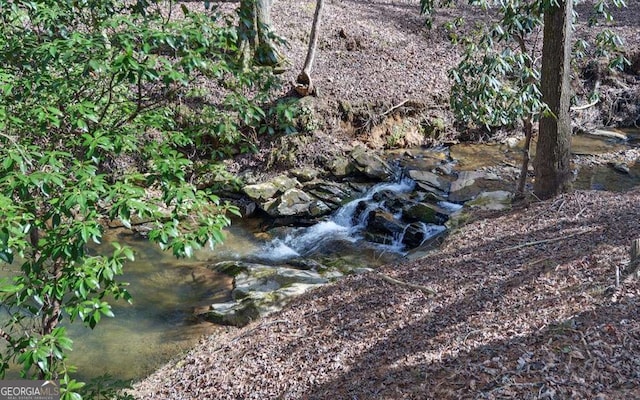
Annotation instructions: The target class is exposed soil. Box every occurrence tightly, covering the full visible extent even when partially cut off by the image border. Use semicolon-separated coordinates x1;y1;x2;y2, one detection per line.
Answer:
130;1;640;399
213;0;640;176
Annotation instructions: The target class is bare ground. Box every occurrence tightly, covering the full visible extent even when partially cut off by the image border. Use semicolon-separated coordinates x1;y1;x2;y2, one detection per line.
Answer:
130;1;640;398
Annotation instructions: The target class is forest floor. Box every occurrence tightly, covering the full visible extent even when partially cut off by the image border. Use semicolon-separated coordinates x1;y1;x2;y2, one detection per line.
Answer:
131;1;640;398
132;189;640;399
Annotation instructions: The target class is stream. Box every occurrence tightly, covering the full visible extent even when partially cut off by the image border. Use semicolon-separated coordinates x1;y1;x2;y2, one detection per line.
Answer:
1;130;640;382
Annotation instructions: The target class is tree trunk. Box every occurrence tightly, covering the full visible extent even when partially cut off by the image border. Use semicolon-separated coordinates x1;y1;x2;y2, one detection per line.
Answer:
237;0;281;67
516;117;533;198
534;0;573;200
295;0;324;96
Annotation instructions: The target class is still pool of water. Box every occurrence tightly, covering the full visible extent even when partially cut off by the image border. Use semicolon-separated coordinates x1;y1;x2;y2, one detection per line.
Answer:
0;228;240;382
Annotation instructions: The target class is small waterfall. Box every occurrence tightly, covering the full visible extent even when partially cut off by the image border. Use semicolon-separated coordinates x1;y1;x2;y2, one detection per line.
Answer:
259;176;447;263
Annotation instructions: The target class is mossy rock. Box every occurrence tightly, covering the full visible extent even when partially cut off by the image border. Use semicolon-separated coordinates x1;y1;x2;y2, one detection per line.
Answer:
201;299;260;327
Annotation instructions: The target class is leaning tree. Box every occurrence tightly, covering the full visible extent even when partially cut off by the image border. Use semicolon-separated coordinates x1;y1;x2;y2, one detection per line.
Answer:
237;0;325;95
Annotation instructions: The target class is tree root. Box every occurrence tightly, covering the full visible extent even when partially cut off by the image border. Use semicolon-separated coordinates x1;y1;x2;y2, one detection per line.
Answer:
377;272;437;296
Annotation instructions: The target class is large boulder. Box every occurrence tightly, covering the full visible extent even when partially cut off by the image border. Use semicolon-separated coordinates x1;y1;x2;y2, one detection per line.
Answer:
402;222;446;248
467;190;513;211
232;265;328;300
306;181;354;208
351;147;393;180
203;261;328;327
403;201;448;224
243;175;333;218
200;299;260;327
265;188;315;217
448;170;501;203
243;182;279;202
366;210;405;236
408;169;450;196
328;155;357;178
290;167;321;182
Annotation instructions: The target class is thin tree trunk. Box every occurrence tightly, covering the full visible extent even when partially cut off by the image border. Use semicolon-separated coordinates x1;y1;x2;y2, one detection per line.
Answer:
40;259;63;379
516;117;533;198
534;0;574;199
295;0;324;96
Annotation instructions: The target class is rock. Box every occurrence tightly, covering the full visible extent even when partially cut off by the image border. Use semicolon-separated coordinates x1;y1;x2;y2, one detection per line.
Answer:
271;176;301;191
417;190;447;203
351;147;392;180
371;189;412;210
445;210;471;230
448;170;502;203
408;169;450;194
233;270;281;300
200;299;260;327
403;202;447;224
322;270;345;280
286;258;326;270
242;182;279;202
450;170;485;193
348;182;373;194
291;167;320;182
366;210;406;235
435;162;455;175
467;190;513;211
352;267;374;274
401;222;447;248
590;129;628;141
363;231;395;245
306;181;353;207
267;188;315;217
203;261;329;326
209;260;263;276
242;176;301;203
448;170;486;202
232;264;328;300
308;200;332;216
401;222;427;248
504;137;521;148
608;161;630;174
329;155;356;178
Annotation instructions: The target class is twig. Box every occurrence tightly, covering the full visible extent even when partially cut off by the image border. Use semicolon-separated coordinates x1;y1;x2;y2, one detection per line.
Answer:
381;99;410;117
529;256;551;267
568;328;592;359
570;98;599;111
496;232;579;253
377;272;436;296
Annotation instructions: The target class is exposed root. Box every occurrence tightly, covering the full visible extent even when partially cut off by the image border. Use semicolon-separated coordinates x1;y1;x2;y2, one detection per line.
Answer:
377;272;437;296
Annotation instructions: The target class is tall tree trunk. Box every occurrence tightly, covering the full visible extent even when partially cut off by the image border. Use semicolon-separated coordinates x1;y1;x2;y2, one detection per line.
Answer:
237;0;281;67
534;0;573;199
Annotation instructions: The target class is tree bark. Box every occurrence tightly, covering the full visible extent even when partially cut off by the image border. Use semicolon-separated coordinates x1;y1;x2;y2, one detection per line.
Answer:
534;0;573;200
237;0;282;67
516;117;533;198
295;0;324;96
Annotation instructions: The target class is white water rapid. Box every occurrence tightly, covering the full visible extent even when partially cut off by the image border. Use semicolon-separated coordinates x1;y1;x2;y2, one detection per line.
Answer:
260;177;447;262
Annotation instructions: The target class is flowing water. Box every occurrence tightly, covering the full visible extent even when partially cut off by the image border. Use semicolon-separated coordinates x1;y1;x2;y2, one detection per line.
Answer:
258;178;444;263
2;129;639;382
0;180;431;382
